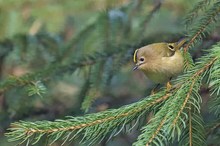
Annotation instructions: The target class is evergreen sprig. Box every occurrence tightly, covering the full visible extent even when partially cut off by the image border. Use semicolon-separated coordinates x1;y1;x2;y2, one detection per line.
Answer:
184;0;213;28
207;45;220;117
179;109;205;146
0;45;132;95
6;91;169;145
184;0;220;51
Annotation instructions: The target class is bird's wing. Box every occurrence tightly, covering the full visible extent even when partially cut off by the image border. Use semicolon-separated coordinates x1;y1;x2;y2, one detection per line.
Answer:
155;46;175;57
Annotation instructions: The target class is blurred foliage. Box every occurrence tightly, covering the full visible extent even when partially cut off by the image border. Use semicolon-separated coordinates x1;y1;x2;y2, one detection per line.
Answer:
1;0;220;146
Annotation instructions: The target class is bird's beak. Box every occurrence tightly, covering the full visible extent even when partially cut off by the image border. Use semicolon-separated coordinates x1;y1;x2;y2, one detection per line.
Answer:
133;64;139;71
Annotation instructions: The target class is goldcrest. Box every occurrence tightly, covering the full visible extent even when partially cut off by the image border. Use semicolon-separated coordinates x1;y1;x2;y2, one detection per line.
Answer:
133;39;186;83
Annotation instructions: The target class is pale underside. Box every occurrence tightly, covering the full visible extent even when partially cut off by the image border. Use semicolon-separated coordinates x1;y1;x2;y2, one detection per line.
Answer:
141;50;184;83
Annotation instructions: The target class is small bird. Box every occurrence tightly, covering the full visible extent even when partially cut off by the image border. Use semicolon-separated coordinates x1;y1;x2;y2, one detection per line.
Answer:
133;39;186;90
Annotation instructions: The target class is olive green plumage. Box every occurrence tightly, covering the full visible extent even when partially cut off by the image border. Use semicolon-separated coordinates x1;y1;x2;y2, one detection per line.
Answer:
133;39;186;83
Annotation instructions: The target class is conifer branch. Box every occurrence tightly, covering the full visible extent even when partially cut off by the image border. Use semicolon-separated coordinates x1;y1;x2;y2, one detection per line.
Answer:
6;92;170;145
172;57;217;127
184;1;220;52
0;46;131;95
184;14;214;52
207;46;220;117
184;0;212;28
183;52;195;71
0;1;134;96
180;109;205;146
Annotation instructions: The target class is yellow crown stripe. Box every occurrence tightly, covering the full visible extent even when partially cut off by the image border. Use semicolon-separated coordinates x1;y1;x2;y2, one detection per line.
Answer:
133;49;139;63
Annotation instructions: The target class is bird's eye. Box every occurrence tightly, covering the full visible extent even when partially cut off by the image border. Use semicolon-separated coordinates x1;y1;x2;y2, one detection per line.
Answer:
140;57;144;62
168;44;175;51
168;45;173;49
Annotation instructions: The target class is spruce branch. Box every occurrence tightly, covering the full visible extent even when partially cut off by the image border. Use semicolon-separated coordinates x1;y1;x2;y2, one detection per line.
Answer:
184;1;220;52
0;0;134;96
0;46;132;95
165;57;216;143
207;45;220;117
171;57;217;127
179;108;205;146
134;106;169;146
183;51;195;71
184;0;213;28
6;91;170;145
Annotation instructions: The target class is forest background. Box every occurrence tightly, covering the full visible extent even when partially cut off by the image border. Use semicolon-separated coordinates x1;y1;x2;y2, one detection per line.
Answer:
0;0;220;146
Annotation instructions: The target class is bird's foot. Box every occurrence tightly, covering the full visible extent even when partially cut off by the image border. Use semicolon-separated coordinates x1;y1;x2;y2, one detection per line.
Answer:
166;81;172;92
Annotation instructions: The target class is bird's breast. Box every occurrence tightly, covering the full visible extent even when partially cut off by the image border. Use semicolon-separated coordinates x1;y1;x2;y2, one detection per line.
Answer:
141;51;184;83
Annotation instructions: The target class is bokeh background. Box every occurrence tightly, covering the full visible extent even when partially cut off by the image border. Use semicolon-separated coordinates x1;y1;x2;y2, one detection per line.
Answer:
0;0;217;145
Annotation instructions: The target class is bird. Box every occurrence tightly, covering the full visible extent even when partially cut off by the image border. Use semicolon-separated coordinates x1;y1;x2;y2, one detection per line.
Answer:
133;39;186;91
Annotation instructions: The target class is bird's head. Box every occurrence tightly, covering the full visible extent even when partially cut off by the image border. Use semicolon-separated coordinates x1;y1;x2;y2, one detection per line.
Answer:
133;39;187;71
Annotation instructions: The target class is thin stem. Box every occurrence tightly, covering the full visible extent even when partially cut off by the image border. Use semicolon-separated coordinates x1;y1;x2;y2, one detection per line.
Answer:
146;115;167;146
189;105;192;146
